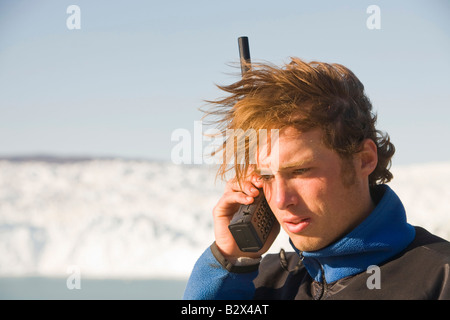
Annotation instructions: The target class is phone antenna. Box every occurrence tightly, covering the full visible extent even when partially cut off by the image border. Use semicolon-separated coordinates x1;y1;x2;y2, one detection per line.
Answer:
238;36;251;75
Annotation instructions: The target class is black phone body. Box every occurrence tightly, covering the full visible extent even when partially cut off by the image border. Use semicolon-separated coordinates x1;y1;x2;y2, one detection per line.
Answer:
228;192;276;252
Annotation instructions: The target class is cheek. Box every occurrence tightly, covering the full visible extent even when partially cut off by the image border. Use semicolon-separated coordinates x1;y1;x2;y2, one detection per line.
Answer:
302;181;328;214
264;178;327;213
294;173;345;218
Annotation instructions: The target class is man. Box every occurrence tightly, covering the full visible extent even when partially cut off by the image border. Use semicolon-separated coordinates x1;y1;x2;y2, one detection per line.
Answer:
183;58;450;299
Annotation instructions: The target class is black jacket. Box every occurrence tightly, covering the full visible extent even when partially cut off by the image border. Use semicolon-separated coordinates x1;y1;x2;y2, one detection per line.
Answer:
254;227;450;299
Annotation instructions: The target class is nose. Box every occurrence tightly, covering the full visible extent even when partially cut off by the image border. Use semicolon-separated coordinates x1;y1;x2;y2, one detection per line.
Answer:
274;178;297;211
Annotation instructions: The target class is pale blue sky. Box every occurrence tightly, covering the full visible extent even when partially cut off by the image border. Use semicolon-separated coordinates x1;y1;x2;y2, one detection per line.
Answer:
0;0;449;165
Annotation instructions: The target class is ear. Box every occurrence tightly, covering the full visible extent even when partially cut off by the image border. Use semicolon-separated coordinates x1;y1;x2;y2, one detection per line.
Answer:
357;139;378;176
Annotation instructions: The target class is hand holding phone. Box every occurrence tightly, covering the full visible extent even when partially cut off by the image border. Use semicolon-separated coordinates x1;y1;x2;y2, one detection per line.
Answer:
212;177;280;260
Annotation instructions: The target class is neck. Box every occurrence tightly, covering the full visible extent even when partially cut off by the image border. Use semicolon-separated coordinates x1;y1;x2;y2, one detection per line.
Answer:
339;181;376;241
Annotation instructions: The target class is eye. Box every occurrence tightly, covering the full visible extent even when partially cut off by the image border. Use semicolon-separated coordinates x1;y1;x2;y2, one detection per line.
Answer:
292;168;311;176
260;174;274;182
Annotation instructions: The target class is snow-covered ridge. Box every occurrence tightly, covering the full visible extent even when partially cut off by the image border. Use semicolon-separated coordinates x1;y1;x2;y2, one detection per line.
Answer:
0;158;449;278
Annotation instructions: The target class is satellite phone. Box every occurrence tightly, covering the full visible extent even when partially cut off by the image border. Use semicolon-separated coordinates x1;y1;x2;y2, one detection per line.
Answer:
227;37;277;253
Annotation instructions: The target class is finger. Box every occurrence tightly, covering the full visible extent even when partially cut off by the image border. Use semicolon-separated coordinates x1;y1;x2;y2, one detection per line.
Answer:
223;190;255;206
251;175;264;189
226;179;260;197
213;191;254;219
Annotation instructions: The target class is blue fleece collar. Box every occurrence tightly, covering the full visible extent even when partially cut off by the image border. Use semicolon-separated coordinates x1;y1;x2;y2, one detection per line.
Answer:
291;184;415;284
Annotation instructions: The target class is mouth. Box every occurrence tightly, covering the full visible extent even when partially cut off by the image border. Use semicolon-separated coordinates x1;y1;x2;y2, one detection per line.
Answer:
283;217;311;234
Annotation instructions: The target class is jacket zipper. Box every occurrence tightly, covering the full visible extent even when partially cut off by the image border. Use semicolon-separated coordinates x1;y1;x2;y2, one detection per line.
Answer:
318;264;327;300
310;258;327;300
298;252;328;300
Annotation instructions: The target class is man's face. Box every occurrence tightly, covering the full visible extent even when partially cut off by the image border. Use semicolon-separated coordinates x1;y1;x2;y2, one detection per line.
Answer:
257;126;372;252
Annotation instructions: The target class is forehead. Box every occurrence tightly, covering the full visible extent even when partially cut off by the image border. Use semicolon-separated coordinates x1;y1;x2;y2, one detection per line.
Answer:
257;127;328;170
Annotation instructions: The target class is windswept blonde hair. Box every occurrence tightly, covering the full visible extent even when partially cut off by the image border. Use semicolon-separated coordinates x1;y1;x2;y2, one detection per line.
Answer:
202;58;395;186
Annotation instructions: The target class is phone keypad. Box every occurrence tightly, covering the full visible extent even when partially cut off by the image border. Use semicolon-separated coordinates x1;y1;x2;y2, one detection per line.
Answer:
254;198;275;240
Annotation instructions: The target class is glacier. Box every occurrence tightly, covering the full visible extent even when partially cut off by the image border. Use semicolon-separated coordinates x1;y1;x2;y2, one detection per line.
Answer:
0;158;449;279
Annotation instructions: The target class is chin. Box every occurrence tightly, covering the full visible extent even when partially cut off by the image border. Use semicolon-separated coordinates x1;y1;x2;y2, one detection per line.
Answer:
290;236;327;252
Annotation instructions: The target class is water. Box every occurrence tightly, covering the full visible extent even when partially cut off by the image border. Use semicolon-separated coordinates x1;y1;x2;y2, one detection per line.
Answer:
0;277;188;300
